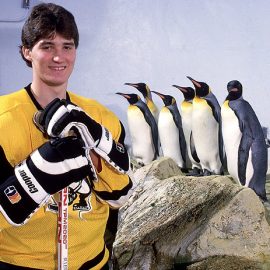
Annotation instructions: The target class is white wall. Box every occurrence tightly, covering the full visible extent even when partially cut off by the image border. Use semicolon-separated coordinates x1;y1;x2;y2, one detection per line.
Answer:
1;0;270;144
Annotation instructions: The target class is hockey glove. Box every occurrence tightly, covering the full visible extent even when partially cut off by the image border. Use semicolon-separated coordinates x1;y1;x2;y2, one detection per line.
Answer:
35;98;130;173
0;136;94;225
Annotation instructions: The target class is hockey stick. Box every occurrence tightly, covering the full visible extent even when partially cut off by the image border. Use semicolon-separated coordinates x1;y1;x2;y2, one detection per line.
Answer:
33;111;69;270
58;187;69;270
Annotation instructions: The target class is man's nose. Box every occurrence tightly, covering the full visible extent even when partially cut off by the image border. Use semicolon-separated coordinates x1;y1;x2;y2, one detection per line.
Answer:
52;49;63;62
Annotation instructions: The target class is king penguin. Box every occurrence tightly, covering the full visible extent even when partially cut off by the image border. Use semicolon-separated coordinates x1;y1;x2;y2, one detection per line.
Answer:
172;85;201;175
221;80;267;201
124;82;159;121
115;92;159;166
187;76;224;175
151;91;187;170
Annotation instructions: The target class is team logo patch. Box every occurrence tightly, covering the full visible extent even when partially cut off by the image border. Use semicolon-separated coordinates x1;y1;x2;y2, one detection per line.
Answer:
4;185;22;204
116;142;125;153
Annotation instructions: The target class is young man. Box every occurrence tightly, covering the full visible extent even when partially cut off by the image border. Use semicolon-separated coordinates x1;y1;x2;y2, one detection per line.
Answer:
0;3;132;269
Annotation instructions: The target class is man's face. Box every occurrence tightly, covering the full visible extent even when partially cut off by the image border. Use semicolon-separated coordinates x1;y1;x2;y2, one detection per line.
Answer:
23;33;76;87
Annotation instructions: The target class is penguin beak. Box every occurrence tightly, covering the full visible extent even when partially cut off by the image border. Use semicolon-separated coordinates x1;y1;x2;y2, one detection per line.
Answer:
115;92;129;99
187;76;201;88
151;91;164;100
124;83;138;89
172;85;188;93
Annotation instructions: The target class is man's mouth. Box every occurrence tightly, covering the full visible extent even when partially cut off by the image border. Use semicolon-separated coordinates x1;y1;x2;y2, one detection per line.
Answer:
50;66;66;71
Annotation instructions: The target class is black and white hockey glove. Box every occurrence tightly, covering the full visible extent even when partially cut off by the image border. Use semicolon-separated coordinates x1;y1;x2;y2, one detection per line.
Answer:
0;137;93;225
34;98;130;173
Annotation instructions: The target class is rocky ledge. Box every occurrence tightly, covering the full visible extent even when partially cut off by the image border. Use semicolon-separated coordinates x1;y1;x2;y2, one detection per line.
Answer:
112;157;270;270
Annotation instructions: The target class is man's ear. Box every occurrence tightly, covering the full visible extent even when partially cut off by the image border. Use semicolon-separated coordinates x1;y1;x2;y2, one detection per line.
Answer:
22;46;32;62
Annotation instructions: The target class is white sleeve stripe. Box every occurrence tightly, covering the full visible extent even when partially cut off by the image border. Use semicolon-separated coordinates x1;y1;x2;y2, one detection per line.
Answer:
30;151;89;174
47;105;68;136
15;160;49;204
95;190;133;209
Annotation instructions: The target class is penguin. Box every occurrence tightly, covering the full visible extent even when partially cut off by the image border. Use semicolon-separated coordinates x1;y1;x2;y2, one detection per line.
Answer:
115;92;159;166
186;76;224;175
124;83;159;121
172;85;201;175
221;80;267;201
151;91;187;170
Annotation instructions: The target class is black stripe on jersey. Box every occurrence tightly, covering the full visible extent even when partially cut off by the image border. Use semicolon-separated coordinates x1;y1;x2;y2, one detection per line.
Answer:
0;261;42;269
118;121;126;144
94;177;133;201
0;145;14;181
78;244;106;270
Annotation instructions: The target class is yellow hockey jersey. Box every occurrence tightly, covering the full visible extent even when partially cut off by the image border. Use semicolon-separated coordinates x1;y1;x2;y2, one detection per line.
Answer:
0;86;132;269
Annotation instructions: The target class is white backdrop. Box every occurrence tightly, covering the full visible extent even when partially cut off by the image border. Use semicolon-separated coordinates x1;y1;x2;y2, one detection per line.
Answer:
1;0;270;144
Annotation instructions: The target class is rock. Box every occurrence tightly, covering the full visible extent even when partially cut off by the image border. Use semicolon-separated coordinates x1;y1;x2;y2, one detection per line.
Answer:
113;158;270;269
185;256;270;270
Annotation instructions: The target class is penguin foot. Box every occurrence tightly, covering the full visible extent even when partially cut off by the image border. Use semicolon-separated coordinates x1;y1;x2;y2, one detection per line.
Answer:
186;167;202;176
180;168;189;174
203;169;212;176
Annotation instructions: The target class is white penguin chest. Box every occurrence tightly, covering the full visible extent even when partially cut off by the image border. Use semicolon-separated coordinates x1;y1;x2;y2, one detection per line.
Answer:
127;108;152;142
127;107;155;163
221;103;242;179
181;103;192;137
158;108;184;167
158;108;179;147
192;99;218;143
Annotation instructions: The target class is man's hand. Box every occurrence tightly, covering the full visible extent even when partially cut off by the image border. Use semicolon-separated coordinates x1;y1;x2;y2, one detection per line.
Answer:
0;136;94;225
34;98;130;173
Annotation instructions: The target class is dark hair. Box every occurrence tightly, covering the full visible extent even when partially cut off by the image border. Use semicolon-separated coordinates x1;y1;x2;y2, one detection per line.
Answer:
20;3;79;67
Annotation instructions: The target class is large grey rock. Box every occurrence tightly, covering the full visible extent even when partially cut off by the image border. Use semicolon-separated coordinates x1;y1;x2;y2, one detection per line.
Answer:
113;157;270;269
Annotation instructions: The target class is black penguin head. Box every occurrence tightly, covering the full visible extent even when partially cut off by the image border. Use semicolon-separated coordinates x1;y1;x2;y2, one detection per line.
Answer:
115;92;141;105
124;82;150;99
186;76;210;97
172;85;195;101
226;80;243;101
151;91;175;106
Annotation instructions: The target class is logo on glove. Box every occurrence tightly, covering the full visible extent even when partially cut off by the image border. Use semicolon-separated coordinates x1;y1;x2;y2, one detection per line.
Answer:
18;169;39;193
4;185;22;204
116;142;125;153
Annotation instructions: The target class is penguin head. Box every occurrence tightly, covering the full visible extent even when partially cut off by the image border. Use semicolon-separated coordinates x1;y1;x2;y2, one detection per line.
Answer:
226;80;243;101
186;76;210;97
172;85;195;101
124;82;150;99
115;92;141;105
151;91;176;106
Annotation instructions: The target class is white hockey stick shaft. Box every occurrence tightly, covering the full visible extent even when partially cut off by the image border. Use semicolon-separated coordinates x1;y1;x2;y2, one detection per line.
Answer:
58;187;69;270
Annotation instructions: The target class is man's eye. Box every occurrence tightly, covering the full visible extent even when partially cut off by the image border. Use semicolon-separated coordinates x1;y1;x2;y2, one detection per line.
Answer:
42;46;52;50
64;46;73;50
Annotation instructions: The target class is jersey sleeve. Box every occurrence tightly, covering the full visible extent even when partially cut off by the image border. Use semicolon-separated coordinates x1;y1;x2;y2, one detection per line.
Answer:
93;159;133;208
92;107;133;208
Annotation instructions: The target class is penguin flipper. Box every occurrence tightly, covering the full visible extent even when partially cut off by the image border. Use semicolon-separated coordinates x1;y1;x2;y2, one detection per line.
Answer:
238;132;253;185
137;101;159;159
178;128;187;166
190;132;200;163
218;120;225;170
170;106;187;166
205;94;221;123
206;94;225;171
